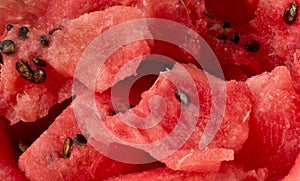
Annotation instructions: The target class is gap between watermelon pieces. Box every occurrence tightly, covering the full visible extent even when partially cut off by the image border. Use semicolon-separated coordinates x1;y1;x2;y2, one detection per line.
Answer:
0;119;27;180
18;90;163;181
236;66;300;179
78;62;252;173
107;163;268;181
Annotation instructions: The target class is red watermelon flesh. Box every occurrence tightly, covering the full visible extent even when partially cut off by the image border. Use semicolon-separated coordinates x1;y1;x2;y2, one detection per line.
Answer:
103;63;252;172
138;0;273;79
0;119;27;180
283;153;300;181
205;0;258;34
0;0;39;36
108;163;268;181
7;97;72;158
18;90;162;181
25;0;139;30
236;66;300;179
44;6;151;93
0;25;72;124
293;51;300;92
249;0;300;65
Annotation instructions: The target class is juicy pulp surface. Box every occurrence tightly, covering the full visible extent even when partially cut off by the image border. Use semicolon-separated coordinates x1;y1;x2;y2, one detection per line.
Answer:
236;66;300;179
103;63;252;172
18;90;162;181
44;6;151;93
0;25;72;124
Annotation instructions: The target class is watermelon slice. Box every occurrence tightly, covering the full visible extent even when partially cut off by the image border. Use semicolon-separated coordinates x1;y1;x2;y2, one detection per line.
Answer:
236;66;300;179
0;118;27;180
18;90;162;180
87;63;252;172
108;163;268;181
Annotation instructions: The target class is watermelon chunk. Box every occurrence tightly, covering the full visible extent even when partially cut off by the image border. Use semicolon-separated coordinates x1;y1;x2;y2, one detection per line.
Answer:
236;66;300;179
93;63;252;172
44;6;151;93
0;119;27;180
0;24;72;124
18;90;162;180
108;163;268;181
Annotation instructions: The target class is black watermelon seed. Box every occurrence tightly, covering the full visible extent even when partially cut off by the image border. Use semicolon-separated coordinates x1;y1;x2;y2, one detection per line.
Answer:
49;27;62;35
175;89;190;106
18;26;29;39
31;68;46;84
218;34;227;40
74;134;87;146
245;40;260;52
6;24;13;31
40;35;49;47
17;140;30;153
32;57;46;67
222;21;231;29
284;2;298;24
0;40;16;55
62;138;73;158
16;60;33;80
231;33;240;44
0;53;3;64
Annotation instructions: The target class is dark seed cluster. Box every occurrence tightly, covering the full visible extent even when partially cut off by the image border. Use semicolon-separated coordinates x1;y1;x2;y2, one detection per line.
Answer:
16;60;46;84
245;40;260;52
0;40;16;55
18;26;30;39
0;24;52;83
175;89;190;106
284;2;298;24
